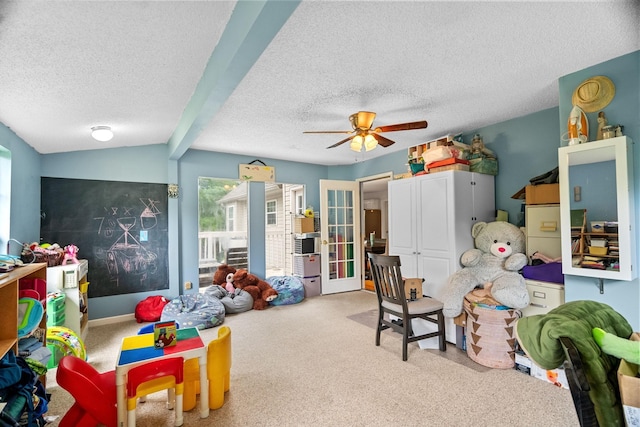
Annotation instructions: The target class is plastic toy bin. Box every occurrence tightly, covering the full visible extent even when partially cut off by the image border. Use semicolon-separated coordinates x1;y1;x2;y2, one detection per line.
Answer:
46;293;66;327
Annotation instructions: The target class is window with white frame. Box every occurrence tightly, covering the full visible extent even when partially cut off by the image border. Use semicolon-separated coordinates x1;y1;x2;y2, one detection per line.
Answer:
294;189;304;215
266;200;277;225
226;205;235;231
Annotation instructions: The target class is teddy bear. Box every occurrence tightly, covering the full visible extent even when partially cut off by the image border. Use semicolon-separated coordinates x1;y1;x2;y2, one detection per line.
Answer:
232;269;278;310
213;264;237;293
441;221;529;318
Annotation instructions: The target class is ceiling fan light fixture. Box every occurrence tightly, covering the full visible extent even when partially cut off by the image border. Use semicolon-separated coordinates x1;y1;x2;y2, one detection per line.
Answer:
364;134;377;151
357;111;376;129
91;126;113;142
350;135;363;152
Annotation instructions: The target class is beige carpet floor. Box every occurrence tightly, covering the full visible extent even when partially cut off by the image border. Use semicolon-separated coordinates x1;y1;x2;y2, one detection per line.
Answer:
44;290;579;426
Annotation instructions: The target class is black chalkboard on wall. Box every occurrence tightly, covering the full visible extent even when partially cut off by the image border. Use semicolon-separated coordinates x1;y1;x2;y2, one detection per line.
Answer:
40;177;169;297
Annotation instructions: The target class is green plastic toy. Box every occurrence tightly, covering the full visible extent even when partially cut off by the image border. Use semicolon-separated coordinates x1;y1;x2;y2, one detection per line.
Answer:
592;327;640;364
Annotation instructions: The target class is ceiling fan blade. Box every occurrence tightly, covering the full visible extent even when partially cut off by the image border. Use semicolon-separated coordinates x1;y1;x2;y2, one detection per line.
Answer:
327;135;355;149
303;130;353;134
375;120;428;133
372;133;396;147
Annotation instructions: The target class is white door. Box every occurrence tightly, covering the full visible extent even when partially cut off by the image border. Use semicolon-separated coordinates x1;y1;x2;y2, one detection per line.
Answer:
319;179;362;294
388;177;419;275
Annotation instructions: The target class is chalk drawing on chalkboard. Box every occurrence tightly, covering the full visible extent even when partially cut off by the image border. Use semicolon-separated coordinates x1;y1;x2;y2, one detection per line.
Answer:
105;215;158;286
140;198;161;230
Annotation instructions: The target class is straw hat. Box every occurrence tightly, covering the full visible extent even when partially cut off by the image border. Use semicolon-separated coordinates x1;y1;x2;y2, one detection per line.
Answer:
572;75;615;112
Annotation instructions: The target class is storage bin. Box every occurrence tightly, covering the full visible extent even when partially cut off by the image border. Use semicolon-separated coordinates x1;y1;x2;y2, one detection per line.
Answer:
47;293;66;327
298;276;321;297
590;221;605;233
19;278;47;304
293;254;321;277
79;281;90;294
47;309;65;327
589;246;608;256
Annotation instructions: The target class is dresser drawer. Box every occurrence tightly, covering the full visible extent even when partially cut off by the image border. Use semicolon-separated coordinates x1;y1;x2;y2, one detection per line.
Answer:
526;204;560;239
521;280;565;317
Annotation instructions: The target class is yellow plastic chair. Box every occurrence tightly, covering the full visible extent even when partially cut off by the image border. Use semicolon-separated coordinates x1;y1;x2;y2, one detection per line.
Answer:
183;326;231;411
126;356;185;427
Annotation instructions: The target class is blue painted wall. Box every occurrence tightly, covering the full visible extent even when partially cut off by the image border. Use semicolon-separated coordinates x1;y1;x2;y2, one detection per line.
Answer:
3;51;638;329
1;124;41;248
557;51;640;330
468;107;561;226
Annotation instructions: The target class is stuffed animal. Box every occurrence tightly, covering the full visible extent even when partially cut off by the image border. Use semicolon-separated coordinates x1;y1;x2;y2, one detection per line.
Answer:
223;273;235;293
232;269;278;310
62;244;79;265
593;327;640;364
441;221;529;318
213;264;237;288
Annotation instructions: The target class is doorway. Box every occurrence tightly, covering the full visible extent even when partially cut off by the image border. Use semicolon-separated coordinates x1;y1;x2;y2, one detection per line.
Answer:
359;172;392;291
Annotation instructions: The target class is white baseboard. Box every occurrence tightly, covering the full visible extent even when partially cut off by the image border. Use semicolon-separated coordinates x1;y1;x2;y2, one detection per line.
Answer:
89;313;135;327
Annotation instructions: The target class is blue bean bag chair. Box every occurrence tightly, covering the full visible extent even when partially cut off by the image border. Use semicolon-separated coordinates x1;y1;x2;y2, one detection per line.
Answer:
204;285;253;314
161;293;225;329
266;276;305;306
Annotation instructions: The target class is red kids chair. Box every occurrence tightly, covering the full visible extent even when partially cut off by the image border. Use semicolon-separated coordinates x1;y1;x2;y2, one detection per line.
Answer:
56;355;117;427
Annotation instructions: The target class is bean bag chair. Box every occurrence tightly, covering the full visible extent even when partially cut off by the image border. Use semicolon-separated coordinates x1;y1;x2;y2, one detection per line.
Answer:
161;293;225;330
204;285;253;314
266;276;305;306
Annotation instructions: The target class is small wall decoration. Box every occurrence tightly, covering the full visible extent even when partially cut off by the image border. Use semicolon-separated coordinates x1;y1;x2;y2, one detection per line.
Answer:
239;159;275;182
168;184;179;198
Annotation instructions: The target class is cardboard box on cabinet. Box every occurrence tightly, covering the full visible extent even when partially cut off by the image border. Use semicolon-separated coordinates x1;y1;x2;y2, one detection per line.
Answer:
525;184;560;205
618;332;640;426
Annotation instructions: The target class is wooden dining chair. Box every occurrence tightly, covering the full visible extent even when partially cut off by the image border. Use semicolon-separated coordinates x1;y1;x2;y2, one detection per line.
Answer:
367;253;446;361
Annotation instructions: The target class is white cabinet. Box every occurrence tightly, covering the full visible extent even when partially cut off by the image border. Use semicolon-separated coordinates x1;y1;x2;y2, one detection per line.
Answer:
558;136;636;281
526;204;561;259
388;170;495;343
46;260;89;341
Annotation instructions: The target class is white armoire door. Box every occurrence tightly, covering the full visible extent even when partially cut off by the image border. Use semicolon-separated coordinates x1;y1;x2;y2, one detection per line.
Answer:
388;171;495;344
387;177;419;275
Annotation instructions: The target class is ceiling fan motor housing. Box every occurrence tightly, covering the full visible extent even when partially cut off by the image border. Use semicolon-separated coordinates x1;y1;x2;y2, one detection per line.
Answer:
350;111;376;130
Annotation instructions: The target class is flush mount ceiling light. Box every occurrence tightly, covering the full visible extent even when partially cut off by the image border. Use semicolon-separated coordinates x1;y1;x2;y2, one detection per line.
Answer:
91;126;114;142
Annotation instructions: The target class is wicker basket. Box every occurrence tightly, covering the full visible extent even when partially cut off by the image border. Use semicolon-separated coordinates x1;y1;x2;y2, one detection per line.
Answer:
21;249;63;266
464;295;521;369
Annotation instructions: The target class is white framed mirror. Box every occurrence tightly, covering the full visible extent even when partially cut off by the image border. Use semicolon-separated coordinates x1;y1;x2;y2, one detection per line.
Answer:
558;136;636;281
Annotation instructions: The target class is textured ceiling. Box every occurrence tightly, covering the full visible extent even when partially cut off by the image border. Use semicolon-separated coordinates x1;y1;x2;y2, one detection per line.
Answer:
1;1;638;166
